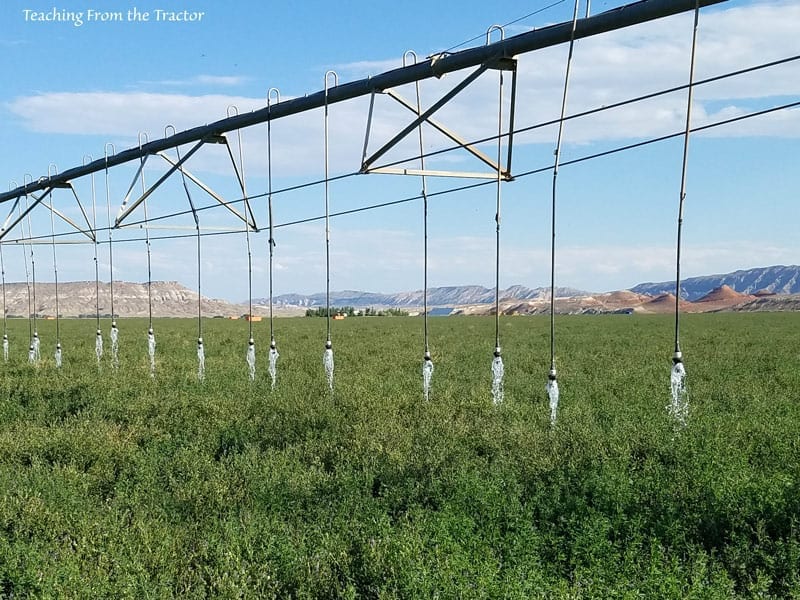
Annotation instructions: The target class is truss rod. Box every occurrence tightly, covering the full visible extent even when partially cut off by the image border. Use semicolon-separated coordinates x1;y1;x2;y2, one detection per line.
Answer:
0;0;726;204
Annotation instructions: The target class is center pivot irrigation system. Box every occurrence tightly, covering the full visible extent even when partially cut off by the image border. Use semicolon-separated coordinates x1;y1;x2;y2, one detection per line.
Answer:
2;0;795;424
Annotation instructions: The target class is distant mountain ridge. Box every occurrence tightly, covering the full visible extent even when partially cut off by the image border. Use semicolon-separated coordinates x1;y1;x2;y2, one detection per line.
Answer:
259;285;588;309
630;265;800;301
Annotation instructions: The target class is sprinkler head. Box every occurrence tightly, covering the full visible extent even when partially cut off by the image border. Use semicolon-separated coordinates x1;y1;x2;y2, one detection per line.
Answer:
672;350;683;365
28;344;34;352
197;337;203;346
2;334;6;340
325;340;332;350
248;338;254;346
96;329;102;336
548;367;558;381
112;321;117;328
424;351;431;361
494;346;502;358
270;340;276;350
56;343;61;350
148;328;154;335
34;332;39;338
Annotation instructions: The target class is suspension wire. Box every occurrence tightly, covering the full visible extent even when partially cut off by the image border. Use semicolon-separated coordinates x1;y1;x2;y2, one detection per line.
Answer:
89;161;101;337
87;159;103;366
227;106;256;380
417;88;430;360
18;200;33;345
267;90;279;349
138;139;157;378
138;142;154;331
493;58;505;354
674;0;701;363
236;124;254;341
1;241;7;356
324;72;337;348
322;71;338;392
404;50;434;399
489;26;507;406
47;182;62;363
548;0;580;382
265;90;282;388
24;190;39;361
173;143;203;342
104;145;117;342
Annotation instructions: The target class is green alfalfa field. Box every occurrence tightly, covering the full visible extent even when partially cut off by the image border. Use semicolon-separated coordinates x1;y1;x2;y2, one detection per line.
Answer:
1;312;799;598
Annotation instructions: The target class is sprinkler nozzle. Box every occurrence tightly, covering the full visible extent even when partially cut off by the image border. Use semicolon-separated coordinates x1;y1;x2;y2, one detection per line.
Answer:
248;338;254;346
270;340;276;350
325;340;332;350
548;368;558;381
494;346;502;358
33;332;39;338
112;321;117;328
29;344;34;351
2;334;7;340
672;350;683;365
56;343;61;350
197;337;203;346
96;329;102;336
424;351;431;361
148;328;154;335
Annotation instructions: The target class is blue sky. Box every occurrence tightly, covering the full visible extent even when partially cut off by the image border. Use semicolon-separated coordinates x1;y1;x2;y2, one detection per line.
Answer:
1;0;798;301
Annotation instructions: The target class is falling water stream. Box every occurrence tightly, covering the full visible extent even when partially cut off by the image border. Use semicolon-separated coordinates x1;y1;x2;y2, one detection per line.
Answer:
491;349;504;405
268;342;279;389
423;353;434;402
323;343;334;391
669;359;688;427
95;330;103;364
547;371;560;426
32;332;40;364
110;322;119;369
197;337;205;381
246;338;256;382
148;328;156;378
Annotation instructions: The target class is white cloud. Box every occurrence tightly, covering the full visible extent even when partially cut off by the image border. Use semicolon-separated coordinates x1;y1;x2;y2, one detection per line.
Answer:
6;2;799;175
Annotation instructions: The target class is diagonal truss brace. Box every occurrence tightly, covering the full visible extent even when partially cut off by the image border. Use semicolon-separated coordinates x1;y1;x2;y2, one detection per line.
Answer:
114;135;257;230
0;182;95;242
361;57;517;180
